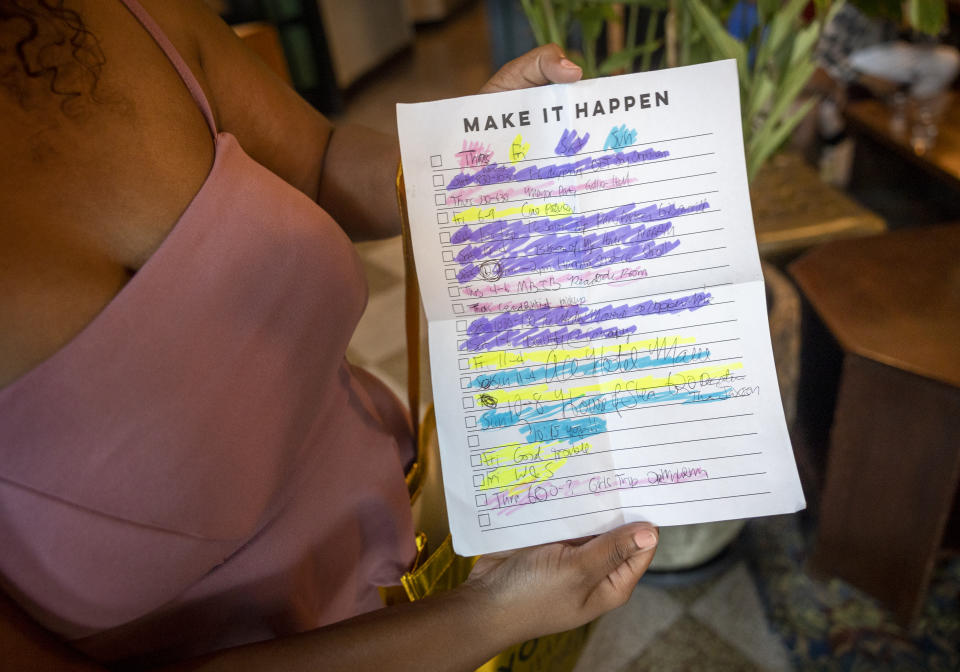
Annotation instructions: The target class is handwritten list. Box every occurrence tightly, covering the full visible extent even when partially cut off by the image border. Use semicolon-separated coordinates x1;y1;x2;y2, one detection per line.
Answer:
397;60;805;556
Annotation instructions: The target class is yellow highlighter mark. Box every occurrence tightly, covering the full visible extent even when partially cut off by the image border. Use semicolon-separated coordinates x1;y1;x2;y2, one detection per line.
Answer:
479;441;592;495
509;133;530;163
474;362;744;405
468;335;697;369
451;201;572;224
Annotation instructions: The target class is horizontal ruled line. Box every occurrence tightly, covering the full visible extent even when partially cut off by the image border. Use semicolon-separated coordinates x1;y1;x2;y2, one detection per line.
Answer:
473;446;761;474
479;491;772;531
477;412;755;451
441;223;723;265
447;251;730;298
467;396;746;425
466;376;752;438
460;300;736;339
460;317;739;355
440;216;721;254
440;192;721;231
461;337;740;376
467;376;750;436
449;244;728;272
452;267;733;302
480;473;767;511
437;171;718;209
431;133;715;173
462;284;731;317
463;354;743;393
439;153;716;207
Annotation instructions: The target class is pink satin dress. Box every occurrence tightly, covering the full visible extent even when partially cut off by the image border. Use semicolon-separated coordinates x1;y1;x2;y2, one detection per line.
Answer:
0;0;415;666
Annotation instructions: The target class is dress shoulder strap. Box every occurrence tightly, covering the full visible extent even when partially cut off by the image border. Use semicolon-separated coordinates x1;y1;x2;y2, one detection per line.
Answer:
118;0;218;134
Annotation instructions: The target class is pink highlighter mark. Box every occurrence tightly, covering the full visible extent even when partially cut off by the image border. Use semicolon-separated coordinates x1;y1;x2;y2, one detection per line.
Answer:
646;465;709;486
462;263;650;302
462;272;574;299
570;173;639;194
446;181;556;208
456;140;495;168
494;478;590;518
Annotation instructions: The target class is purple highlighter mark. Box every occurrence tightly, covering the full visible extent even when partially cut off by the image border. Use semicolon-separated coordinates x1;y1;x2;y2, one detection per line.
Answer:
467;291;712;333
460;291;712;352
463;323;637;353
455;237;681;283
455;221;673;265
450;200;709;246
555;128;590;156
447;147;669;190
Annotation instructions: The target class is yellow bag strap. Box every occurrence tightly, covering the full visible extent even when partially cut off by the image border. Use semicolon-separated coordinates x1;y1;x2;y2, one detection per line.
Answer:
397;163;427;502
391;163;592;672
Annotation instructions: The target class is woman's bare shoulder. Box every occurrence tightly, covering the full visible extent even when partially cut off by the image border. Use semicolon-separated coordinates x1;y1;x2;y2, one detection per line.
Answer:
0;0;215;390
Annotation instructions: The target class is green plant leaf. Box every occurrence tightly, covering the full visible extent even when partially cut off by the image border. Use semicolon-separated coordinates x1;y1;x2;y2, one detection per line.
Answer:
747;97;816;180
789;21;821;66
519;0;548;45
539;0;563;47
764;58;816;135
598;41;663;75
906;0;947;35
565;51;587;69
753;0;809;79
756;0;779;24
574;0;669;7
575;10;607;43
685;0;750;90
745;72;774;122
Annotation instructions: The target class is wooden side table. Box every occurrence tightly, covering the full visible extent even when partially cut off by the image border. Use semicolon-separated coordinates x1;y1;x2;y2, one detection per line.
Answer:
846;94;960;190
750;151;886;260
788;225;960;627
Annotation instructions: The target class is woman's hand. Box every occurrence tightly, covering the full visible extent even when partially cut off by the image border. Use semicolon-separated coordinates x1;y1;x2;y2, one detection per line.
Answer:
480;43;583;94
462;522;659;642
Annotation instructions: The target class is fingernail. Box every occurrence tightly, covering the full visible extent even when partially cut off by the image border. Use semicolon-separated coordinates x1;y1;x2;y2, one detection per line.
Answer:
560;58;581;70
634;528;658;551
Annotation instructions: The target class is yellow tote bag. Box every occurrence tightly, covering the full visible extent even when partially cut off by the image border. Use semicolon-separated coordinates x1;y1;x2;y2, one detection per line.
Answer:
381;166;592;672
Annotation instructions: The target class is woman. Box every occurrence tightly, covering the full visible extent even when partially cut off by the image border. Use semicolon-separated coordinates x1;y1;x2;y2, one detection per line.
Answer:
0;1;659;669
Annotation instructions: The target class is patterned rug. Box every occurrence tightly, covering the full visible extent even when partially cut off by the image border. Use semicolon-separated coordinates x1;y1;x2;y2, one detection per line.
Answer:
742;515;960;672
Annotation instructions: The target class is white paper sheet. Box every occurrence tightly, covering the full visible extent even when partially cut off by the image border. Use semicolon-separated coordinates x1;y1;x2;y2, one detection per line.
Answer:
396;60;805;556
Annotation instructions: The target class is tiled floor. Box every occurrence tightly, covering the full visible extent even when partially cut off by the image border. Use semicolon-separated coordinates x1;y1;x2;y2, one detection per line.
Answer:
337;4;958;671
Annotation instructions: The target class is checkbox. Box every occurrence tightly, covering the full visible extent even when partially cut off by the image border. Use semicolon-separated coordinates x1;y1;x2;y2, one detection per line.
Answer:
460;377;470;389
430;155;442;167
462;396;474;409
437;212;449;224
470;454;482;467
442;251;454;262
445;269;457;280
468;435;479;447
458;359;469;370
448;287;460;297
434;193;447;206
465;416;477;428
478;514;491;527
458;339;467;348
452;304;464;314
475;494;487;506
433;174;445;187
439;232;450;243
473;474;484;487
456;320;467;332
